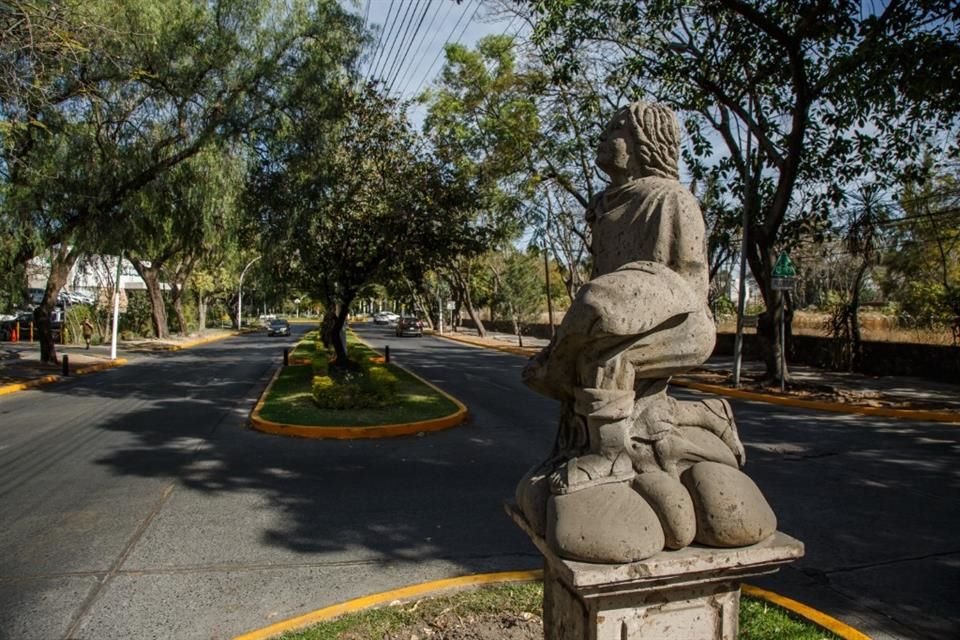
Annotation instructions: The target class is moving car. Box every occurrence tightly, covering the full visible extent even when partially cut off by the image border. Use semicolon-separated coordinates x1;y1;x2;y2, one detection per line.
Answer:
267;318;290;336
395;316;423;337
374;311;399;325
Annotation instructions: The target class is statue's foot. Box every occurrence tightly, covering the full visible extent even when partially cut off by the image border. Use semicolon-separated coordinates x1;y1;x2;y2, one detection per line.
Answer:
676;397;746;466
549;452;634;494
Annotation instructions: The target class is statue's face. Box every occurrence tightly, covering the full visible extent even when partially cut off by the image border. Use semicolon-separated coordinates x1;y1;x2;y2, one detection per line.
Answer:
596;110;633;178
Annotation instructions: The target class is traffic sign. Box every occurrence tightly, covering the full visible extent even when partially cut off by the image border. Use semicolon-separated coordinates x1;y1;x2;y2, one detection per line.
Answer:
771;276;796;291
773;253;797;278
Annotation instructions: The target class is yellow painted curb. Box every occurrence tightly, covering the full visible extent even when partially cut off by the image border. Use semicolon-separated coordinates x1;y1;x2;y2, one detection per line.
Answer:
436;332;957;424
234;570;870;640
741;584;871;640
233;570;543;640
0;358;128;396
159;330;252;351
672;378;960;424
248;355;468;440
434;332;539;358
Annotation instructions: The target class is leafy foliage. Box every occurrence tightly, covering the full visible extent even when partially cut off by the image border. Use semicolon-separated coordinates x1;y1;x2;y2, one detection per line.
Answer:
524;0;960;376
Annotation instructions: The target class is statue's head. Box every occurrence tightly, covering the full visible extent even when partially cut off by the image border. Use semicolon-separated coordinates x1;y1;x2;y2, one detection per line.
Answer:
596;101;680;182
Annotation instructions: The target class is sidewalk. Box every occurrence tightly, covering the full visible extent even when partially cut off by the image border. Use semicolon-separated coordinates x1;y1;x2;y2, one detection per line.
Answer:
437;327;960;419
0;329;240;392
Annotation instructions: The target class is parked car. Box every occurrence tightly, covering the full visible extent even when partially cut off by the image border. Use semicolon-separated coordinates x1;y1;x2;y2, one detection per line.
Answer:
58;290;94;305
374;311;399;325
395;316;423;337
267;318;290;336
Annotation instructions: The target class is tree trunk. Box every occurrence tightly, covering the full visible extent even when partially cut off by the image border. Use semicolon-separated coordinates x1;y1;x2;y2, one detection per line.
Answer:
850;261;870;372
320;307;337;349
331;302;351;366
543;249;555;338
129;258;169;339
323;299;354;367
320;300;354;367
511;310;524;348
197;293;208;336
34;246;79;364
747;239;793;382
171;283;189;336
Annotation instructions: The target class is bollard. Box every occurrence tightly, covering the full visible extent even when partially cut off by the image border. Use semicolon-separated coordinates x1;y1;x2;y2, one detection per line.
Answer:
62;354;69;376
283;348;289;366
30;322;34;342
385;345;390;363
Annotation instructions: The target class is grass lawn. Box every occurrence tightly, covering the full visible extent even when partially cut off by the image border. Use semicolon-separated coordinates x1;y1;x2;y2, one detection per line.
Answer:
275;582;841;640
258;331;460;427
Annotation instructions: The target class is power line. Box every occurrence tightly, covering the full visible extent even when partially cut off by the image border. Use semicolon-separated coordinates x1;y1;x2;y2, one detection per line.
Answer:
386;0;436;96
366;0;400;82
387;0;433;94
361;0;371;32
409;0;481;99
373;0;421;83
394;0;457;98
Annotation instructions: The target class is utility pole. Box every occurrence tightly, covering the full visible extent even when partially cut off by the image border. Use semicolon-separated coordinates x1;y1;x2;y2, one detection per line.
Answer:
237;256;261;330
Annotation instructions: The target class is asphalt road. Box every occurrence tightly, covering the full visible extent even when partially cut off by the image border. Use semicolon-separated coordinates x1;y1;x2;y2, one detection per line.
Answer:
0;323;957;639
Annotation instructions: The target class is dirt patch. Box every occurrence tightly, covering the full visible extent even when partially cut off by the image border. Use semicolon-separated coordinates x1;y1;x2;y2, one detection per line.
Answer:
342;611;542;640
683;368;956;412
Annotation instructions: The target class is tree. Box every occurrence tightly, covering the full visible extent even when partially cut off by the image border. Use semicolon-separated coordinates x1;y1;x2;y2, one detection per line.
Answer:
252;85;484;365
1;0;364;362
121;144;247;338
524;0;960;379
825;186;891;369
883;166;960;341
490;247;546;346
422;35;541;336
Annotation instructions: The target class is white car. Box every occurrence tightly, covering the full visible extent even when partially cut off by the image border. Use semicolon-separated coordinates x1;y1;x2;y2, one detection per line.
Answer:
373;312;399;325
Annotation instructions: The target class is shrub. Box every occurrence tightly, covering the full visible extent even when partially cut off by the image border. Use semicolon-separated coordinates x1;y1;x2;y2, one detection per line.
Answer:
311;364;400;410
364;365;399;402
311;375;359;409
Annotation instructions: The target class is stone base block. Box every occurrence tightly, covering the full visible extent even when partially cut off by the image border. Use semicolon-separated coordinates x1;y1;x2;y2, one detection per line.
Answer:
507;503;803;640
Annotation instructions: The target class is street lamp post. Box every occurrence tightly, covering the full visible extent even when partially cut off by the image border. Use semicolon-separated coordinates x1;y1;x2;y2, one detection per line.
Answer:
237;256;261;330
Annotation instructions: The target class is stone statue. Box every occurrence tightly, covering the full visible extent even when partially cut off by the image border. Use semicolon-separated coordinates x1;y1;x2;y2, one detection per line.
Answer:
517;102;776;564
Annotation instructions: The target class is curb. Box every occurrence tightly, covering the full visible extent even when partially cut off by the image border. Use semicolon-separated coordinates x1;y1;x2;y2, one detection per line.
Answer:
434;332;539;358
671;378;960;423
741;584;871;640
142;329;255;352
436;332;959;423
0;358;128;396
248;356;468;440
233;570;869;640
0;329;247;396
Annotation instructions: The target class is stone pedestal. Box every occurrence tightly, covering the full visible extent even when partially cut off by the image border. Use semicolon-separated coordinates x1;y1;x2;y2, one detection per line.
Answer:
507;504;804;640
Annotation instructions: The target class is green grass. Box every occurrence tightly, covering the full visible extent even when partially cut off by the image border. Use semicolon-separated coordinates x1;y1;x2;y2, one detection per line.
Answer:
258;332;460;427
288;330;322;363
276;583;841;640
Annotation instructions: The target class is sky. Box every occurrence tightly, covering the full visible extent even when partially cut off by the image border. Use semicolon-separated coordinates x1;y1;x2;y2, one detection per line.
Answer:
346;0;521;120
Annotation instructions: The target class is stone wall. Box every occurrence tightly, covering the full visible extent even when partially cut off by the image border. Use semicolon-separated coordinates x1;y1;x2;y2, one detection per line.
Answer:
712;333;960;381
459;319;960;382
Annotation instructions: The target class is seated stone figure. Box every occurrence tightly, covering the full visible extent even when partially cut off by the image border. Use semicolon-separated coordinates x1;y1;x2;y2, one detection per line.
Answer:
517;102;776;564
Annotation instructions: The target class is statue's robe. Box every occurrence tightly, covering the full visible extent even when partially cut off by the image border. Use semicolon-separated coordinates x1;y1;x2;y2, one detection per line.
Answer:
524;177;715;401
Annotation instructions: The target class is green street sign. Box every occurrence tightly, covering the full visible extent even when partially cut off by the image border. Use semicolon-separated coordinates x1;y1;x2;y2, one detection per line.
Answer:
773;253;797;278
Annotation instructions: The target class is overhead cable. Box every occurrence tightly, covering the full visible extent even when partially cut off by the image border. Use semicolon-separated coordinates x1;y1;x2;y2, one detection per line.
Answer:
373;0;421;82
395;0;459;98
409;0;481;99
367;0;400;82
387;0;436;95
384;0;432;92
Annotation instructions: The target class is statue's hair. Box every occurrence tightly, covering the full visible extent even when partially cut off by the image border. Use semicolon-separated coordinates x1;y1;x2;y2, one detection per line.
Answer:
621;101;680;180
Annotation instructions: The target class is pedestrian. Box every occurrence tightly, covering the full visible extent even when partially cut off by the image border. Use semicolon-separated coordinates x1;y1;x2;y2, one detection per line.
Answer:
82;318;93;349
